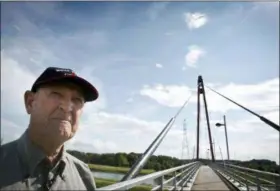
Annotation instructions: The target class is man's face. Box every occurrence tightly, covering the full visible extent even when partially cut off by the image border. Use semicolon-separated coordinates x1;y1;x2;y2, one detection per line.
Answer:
24;82;85;144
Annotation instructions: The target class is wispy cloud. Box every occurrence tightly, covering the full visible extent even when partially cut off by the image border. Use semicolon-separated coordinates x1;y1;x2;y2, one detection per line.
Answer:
155;63;163;68
185;45;205;68
1;50;37;116
139;78;279;114
140;84;194;107
184;12;208;30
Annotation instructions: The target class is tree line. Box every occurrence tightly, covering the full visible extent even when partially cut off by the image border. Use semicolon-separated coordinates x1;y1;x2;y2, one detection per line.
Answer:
230;159;280;173
67;150;187;171
67;150;279;173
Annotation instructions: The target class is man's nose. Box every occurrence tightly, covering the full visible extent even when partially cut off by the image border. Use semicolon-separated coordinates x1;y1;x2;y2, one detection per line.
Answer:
59;99;74;112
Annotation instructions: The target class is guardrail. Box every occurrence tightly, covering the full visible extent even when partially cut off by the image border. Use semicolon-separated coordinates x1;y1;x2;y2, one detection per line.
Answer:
211;162;280;191
96;161;202;191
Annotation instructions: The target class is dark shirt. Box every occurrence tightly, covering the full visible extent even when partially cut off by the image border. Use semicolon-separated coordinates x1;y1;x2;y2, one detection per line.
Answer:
0;129;96;190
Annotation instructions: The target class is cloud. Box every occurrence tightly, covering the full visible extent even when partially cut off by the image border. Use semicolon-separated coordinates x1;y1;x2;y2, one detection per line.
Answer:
139;78;279;114
1;50;37;116
263;110;279;125
184;12;208;30
1;118;25;143
204;78;279;113
155;63;163;68
221;115;276;133
74;111;198;158
140;84;194;107
185;45;205;68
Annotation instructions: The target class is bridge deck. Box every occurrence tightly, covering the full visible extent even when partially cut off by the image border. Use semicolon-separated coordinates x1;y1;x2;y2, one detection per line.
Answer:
191;165;230;191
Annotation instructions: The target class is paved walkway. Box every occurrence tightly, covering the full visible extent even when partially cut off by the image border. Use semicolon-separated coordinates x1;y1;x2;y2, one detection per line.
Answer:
191;165;230;191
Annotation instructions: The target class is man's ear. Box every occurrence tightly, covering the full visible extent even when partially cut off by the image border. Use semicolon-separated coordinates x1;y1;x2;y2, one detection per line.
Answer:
24;90;35;114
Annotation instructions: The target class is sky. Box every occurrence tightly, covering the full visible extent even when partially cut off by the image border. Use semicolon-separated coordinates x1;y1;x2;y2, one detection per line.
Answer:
1;2;279;164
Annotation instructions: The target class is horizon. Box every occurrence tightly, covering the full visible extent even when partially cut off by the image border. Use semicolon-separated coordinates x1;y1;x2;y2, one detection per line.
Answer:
1;2;279;165
66;148;279;163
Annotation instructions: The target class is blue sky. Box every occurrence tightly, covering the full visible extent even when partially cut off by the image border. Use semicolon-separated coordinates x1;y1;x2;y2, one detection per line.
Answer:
1;2;279;163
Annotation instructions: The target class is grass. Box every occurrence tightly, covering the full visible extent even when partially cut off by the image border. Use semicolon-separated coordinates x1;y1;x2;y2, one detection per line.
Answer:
95;177;153;191
90;164;163;191
88;163;155;175
95;178;169;191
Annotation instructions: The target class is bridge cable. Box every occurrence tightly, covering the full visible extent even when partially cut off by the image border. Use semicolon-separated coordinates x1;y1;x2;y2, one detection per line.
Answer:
121;92;194;181
205;85;280;132
174;92;194;119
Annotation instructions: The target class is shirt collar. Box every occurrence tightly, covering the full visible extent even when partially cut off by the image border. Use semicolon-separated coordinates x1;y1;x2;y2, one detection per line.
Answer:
17;129;67;176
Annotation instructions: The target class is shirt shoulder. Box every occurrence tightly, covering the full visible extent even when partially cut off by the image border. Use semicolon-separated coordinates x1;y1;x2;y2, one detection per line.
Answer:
0;140;21;170
64;152;97;190
0;140;18;159
0;140;24;189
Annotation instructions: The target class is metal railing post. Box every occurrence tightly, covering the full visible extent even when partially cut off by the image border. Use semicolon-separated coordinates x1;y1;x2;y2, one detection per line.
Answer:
244;176;249;191
255;173;261;191
232;168;236;182
173;171;177;190
160;175;164;191
275;176;279;191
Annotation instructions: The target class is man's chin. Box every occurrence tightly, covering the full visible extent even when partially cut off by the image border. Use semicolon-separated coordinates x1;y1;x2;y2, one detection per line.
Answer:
49;134;71;145
46;122;73;140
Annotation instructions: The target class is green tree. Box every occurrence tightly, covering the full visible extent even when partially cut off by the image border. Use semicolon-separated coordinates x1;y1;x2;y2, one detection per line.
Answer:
127;152;139;167
154;163;161;171
101;154;116;166
115;153;129;167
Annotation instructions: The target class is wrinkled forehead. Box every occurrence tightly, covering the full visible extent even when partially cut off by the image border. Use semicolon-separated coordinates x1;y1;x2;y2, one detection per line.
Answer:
36;81;84;97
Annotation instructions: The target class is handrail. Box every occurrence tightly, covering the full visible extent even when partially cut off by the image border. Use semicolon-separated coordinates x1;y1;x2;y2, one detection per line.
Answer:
215;164;271;191
96;161;201;191
213;162;279;191
229;167;276;185
221;163;279;177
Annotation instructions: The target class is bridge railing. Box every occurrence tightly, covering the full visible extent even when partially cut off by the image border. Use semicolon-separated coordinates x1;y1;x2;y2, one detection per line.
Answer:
211;162;280;191
96;161;202;191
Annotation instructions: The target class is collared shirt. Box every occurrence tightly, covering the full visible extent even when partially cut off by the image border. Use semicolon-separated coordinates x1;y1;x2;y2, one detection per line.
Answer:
0;129;96;190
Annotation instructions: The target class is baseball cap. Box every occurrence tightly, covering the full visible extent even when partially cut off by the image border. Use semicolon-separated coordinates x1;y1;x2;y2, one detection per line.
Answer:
31;67;99;102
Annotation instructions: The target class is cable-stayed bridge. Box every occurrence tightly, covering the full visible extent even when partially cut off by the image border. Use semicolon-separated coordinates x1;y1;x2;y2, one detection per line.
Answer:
96;76;279;191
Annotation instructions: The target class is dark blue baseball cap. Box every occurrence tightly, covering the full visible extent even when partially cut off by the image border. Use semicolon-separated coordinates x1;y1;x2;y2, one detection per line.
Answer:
31;67;99;102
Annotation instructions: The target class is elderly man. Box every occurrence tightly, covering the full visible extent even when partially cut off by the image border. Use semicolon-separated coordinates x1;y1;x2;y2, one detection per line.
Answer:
0;67;98;190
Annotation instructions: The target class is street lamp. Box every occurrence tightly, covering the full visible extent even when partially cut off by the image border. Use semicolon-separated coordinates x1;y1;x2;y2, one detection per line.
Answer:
215;115;230;161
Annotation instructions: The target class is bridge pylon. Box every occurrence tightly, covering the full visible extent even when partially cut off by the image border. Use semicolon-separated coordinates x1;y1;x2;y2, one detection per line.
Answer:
196;75;215;162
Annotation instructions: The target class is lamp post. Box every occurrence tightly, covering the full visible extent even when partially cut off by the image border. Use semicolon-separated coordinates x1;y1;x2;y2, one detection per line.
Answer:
216;115;230;161
212;138;215;159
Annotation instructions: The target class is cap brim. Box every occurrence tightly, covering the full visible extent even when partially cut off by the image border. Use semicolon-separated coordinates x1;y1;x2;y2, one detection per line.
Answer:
32;76;99;102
